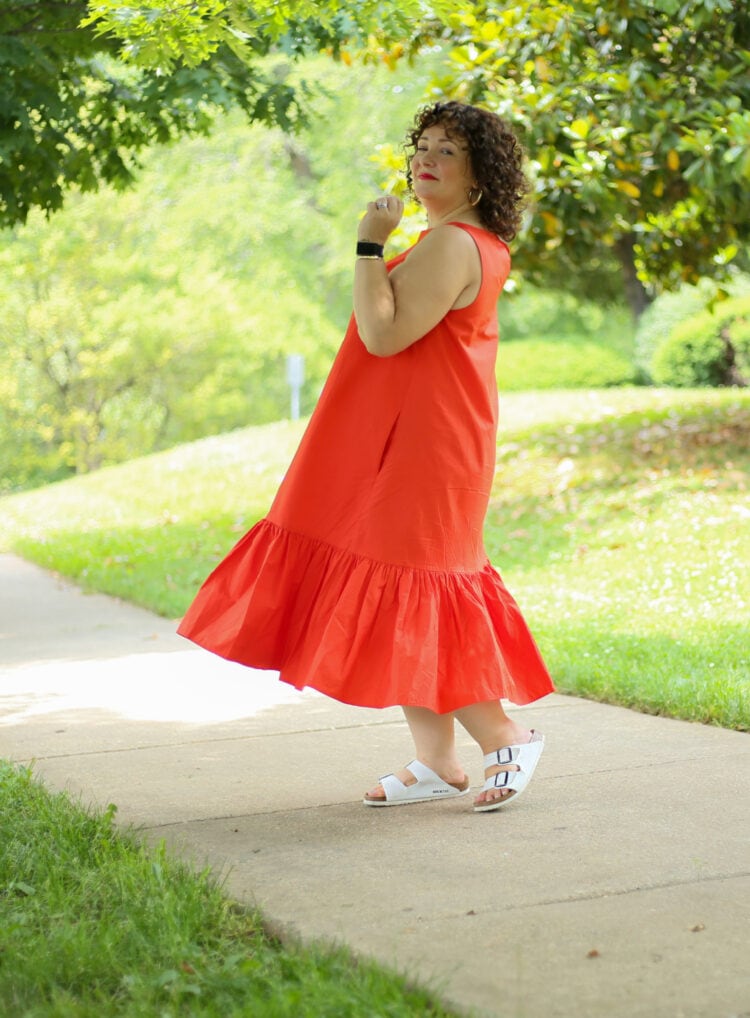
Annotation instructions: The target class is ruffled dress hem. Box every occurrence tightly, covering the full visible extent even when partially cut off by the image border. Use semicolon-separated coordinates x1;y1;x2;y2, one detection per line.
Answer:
177;518;554;715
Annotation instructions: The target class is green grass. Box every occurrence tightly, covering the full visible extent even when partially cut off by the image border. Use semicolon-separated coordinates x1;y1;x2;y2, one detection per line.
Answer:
0;762;458;1017
0;420;303;619
1;387;748;729
485;392;750;729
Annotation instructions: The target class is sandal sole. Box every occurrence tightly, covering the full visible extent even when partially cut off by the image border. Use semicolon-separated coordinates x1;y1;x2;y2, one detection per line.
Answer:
363;787;471;806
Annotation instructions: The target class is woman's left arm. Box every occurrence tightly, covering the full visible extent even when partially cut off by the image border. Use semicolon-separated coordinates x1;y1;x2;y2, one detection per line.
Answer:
353;200;481;358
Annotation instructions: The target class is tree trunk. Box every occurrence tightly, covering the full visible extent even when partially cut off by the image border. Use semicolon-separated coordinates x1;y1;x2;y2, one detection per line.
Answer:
720;326;748;387
614;234;653;321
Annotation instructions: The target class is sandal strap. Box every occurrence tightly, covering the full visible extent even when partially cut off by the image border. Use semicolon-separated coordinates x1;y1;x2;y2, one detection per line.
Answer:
379;772;408;799
488;769;512;789
378;760;462;802
378;759;437;786
403;759;439;784
484;768;522;792
482;731;544;773
484;745;519;768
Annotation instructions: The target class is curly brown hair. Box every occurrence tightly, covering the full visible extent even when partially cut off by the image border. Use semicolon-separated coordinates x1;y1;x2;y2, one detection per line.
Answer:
404;100;529;242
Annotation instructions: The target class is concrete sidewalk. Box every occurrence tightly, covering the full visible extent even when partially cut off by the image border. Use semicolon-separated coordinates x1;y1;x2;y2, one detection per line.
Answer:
1;552;748;1018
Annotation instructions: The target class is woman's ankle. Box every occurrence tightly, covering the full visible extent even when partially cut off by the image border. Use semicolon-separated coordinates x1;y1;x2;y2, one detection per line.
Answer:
477;720;530;757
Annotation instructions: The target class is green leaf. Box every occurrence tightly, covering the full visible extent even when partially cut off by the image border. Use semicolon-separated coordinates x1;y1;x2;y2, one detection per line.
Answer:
567;117;590;139
10;881;36;896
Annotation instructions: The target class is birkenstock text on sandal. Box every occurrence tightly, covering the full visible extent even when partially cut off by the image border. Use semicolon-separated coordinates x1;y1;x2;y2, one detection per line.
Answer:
363;759;471;807
474;730;545;813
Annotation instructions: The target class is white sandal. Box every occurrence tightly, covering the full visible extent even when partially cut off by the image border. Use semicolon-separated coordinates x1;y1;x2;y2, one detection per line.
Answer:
363;759;471;807
474;731;545;813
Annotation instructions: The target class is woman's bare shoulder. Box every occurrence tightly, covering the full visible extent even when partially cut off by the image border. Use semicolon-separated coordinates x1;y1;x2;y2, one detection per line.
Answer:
401;223;479;267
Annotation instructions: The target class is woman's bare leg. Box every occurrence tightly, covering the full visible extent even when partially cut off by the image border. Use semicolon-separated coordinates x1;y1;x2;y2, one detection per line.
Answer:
364;705;467;800
454;700;532;807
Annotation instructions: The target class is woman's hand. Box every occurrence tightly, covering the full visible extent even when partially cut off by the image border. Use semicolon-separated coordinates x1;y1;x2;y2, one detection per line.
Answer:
357;195;404;245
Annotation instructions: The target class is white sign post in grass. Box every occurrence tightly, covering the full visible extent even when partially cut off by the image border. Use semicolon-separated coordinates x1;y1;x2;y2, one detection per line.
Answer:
286;354;305;421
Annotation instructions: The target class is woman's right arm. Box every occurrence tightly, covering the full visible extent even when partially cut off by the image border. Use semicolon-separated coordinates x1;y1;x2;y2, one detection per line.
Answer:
354;225;481;358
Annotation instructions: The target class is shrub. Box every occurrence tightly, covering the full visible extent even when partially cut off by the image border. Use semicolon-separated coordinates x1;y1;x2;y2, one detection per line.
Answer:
497;337;636;390
635;274;750;380
499;286;629;343
635;280;716;378
650;295;750;388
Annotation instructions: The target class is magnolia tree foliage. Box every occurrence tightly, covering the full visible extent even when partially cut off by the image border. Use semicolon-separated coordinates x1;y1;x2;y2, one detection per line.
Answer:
4;0;748;316
0;66;426;487
81;0;448;68
1;2;254;225
425;0;750;315
0;0;447;227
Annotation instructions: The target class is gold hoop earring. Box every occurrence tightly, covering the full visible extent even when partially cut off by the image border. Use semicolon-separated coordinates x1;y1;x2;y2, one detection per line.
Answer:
467;187;483;207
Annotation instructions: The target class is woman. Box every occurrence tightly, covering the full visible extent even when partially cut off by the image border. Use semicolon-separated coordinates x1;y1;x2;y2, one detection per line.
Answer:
178;100;554;812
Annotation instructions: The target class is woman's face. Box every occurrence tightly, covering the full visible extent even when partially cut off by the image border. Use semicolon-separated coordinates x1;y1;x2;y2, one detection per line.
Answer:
410;124;475;207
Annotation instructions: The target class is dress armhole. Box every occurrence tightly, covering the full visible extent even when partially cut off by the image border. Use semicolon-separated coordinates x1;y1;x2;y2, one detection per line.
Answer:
446;225;484;312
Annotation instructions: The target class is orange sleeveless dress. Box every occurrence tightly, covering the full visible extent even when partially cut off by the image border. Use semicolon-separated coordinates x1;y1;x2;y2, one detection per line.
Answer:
178;223;554;712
